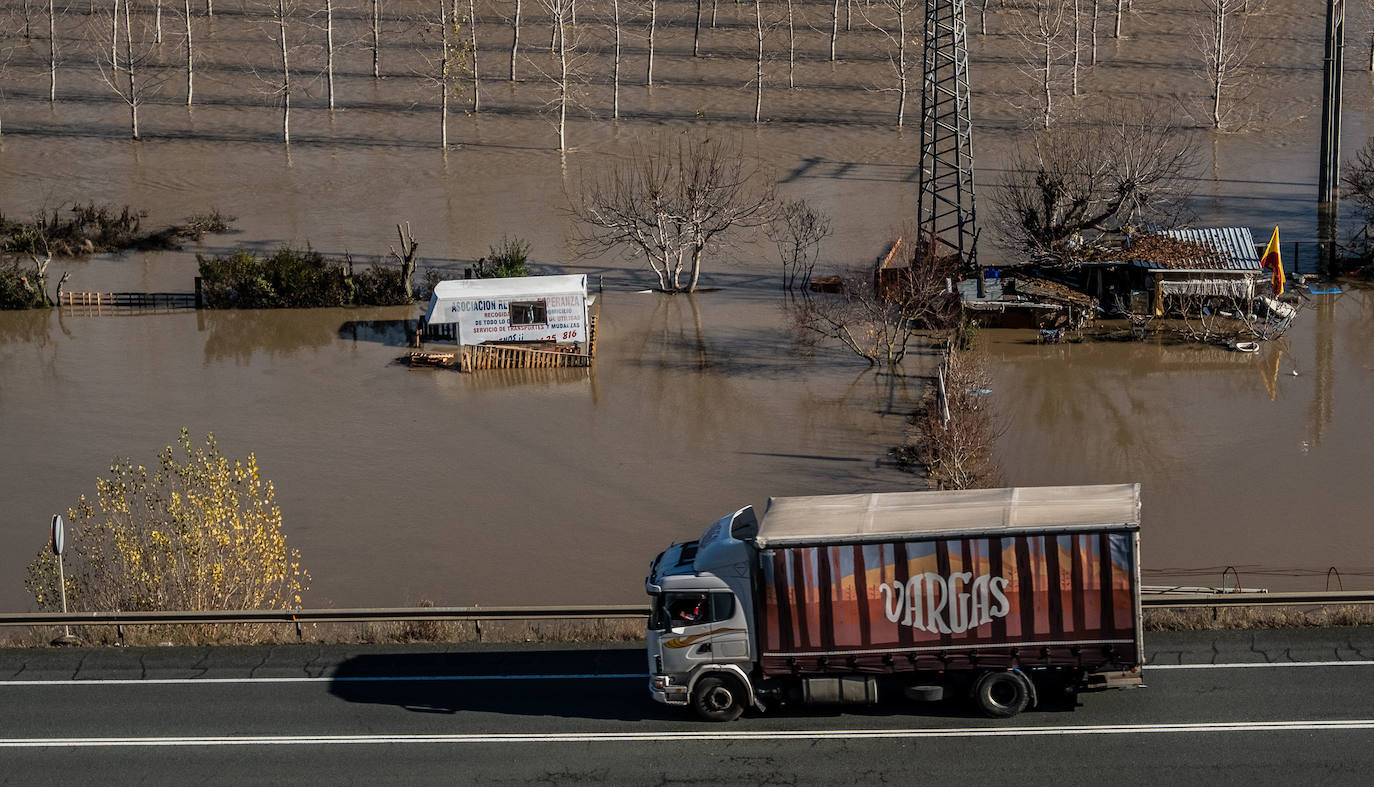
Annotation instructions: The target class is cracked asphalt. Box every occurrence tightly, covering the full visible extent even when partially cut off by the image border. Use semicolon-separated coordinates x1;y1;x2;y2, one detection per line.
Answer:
0;628;1371;785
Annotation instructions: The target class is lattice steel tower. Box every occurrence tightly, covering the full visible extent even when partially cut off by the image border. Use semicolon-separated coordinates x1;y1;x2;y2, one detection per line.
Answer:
915;0;978;269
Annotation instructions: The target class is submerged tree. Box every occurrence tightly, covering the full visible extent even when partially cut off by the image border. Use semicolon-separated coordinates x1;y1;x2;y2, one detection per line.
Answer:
1195;0;1254;130
26;430;309;617
768;198;831;290
573;133;776;293
992;105;1198;263
790;245;961;367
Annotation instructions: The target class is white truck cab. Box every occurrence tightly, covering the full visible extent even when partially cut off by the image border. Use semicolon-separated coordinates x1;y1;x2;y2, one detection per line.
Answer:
645;506;759;720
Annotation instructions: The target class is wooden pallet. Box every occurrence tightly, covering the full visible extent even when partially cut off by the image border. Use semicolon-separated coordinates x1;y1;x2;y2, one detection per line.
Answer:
408;351;457;369
460;344;592;372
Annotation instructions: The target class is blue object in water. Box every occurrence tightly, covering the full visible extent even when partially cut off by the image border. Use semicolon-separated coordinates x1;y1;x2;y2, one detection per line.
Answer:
1309;286;1341;295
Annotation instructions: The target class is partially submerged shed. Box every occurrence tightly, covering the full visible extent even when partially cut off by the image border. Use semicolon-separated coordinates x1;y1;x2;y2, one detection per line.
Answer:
423;274;592;347
1136;227;1264;314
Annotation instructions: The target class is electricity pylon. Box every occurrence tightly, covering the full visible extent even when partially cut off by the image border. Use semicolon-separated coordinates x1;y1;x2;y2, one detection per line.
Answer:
915;0;978;270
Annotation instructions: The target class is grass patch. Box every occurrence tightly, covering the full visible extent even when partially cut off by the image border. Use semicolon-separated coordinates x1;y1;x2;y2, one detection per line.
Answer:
198;247;417;308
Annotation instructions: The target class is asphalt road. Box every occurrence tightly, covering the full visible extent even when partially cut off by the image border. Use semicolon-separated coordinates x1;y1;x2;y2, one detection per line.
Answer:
2;628;1373;785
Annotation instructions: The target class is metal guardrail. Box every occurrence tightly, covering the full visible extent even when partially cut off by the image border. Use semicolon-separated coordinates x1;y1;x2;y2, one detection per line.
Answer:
1;591;1373;630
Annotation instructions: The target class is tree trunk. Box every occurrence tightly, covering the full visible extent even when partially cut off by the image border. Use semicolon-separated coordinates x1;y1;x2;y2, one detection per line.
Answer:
510;0;521;80
325;0;335;110
556;0;567;150
1211;0;1223;129
896;1;906;127
112;0;119;69
647;0;655;86
206;0;212;16
372;0;380;78
980;0;988;35
612;0;620;118
711;0;717;27
184;0;193;105
1090;0;1098;64
786;0;795;88
1042;37;1051;128
155;0;163;44
694;0;701;56
469;0;480;111
441;0;450;147
754;0;763;123
48;0;57;102
279;0;290;144
1113;0;1121;38
830;0;838;61
124;0;139;139
688;245;704;293
1072;0;1079;95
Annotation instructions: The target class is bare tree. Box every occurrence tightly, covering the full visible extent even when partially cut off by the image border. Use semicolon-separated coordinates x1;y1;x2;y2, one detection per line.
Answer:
1012;0;1072;129
372;0;381;77
768;198;831;290
323;0;336;109
388;221;419;299
1113;0;1122;37
99;0;169;139
991;104;1198;263
573;133;777;293
1195;0;1254;130
862;0;913;127
753;0;765;122
416;0;468;148
830;0;840;61
899;347;1003;490
694;0;702;56
1071;0;1080;94
48;0;59;102
274;0;294;142
182;0;193;104
468;0;480;110
790;254;961;367
510;0;521;79
646;0;656;86
1090;0;1099;64
539;0;573;149
611;0;621;117
784;0;795;87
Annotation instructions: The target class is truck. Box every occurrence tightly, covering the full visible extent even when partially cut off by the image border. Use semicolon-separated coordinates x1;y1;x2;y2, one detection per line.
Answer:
645;484;1143;721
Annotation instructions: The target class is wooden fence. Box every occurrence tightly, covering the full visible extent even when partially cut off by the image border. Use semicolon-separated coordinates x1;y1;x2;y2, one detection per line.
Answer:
59;291;198;311
459;344;593;372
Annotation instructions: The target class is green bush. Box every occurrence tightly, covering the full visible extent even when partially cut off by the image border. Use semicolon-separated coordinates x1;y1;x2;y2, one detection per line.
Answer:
475;236;531;278
0;259;50;309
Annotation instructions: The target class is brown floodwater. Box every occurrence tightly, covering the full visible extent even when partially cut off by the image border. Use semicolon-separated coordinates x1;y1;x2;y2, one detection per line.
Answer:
1;0;1372;608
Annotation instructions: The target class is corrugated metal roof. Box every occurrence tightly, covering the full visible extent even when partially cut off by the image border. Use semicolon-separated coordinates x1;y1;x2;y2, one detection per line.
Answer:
1137;227;1261;271
755;484;1141;546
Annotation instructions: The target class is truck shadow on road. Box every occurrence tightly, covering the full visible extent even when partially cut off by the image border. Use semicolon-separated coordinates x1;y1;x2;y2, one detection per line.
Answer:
326;647;1085;721
326;648;671;722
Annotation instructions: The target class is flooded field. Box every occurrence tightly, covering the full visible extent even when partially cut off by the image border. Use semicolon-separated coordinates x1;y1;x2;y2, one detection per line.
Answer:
1;0;1373;608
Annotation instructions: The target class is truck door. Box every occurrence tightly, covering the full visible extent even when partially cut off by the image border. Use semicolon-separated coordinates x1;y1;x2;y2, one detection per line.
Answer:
709;591;751;661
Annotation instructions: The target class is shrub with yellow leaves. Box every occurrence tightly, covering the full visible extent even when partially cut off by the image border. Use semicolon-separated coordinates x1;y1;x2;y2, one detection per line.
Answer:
26;429;309;619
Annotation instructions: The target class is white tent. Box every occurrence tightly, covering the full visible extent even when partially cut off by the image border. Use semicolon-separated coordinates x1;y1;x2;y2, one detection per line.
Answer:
424;274;589;346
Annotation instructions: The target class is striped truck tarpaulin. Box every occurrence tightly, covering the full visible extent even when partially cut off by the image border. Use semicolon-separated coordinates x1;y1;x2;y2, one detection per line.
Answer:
758;531;1137;676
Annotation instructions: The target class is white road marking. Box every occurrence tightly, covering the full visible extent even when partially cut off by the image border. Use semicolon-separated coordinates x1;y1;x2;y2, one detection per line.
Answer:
1;719;1372;748
0;673;646;686
1149;660;1374;670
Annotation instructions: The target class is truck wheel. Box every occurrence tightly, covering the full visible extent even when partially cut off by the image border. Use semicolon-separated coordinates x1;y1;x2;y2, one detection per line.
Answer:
974;671;1031;719
692;675;746;722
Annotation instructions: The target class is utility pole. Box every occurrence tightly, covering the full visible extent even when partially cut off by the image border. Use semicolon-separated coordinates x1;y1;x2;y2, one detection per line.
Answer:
1317;0;1344;276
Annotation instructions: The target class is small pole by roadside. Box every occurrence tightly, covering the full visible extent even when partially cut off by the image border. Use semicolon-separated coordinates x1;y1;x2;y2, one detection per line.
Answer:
51;514;79;646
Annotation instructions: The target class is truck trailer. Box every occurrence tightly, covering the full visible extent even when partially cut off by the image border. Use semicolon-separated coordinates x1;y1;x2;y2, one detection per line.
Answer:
645;484;1143;720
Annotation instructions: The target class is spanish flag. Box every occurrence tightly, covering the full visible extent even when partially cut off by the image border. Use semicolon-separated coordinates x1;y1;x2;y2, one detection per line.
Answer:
1260;227;1285;296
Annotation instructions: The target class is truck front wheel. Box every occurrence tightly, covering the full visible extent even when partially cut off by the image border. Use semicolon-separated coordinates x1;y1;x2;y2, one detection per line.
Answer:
973;670;1032;718
692;675;746;722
